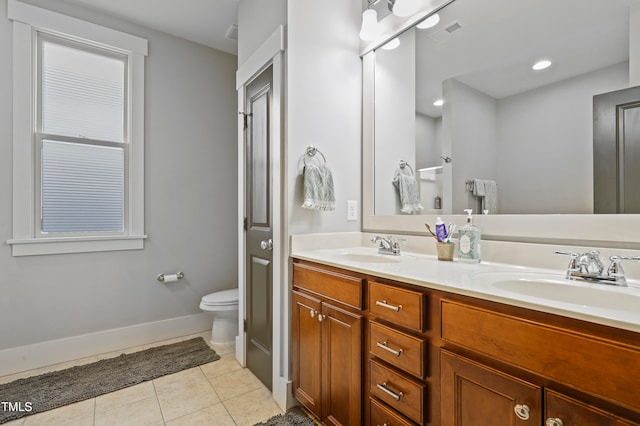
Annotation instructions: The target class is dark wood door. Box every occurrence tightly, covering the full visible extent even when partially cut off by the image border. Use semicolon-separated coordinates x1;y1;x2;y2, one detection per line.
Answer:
245;66;273;389
440;350;542;426
292;290;322;419
321;302;363;426
545;389;640;426
593;85;640;213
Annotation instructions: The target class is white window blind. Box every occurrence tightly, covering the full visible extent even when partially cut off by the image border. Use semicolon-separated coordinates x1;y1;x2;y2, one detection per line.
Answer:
39;36;128;235
41;140;125;233
41;40;125;143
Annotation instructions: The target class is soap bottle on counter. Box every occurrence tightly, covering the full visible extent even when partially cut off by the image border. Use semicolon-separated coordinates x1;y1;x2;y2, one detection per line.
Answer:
458;209;481;263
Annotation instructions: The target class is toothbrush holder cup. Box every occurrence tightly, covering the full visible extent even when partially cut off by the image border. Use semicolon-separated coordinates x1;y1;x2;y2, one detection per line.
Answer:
436;242;455;261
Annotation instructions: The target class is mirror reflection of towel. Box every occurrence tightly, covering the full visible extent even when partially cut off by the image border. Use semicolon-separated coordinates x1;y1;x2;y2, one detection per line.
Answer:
393;168;424;214
302;163;336;211
472;179;497;213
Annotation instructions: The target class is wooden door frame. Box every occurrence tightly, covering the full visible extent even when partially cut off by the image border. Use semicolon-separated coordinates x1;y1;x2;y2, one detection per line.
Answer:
236;26;290;410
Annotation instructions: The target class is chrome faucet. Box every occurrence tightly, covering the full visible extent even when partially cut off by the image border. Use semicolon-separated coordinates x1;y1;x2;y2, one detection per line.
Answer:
555;250;640;286
371;235;405;256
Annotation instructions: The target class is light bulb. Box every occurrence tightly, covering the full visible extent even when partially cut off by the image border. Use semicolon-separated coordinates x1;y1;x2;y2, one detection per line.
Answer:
433;99;444;106
393;0;420;17
532;59;552;70
417;13;440;29
360;9;379;41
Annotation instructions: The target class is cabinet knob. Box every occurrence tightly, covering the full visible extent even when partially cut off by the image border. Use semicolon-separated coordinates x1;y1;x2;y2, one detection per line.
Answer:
318;314;326;322
309;309;315;318
514;404;530;421
546;418;563;426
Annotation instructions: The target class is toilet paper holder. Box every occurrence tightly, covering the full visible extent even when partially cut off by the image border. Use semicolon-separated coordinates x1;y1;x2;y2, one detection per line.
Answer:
157;272;185;282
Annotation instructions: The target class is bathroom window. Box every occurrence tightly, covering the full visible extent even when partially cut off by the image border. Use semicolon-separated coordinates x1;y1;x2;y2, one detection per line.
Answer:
7;0;148;256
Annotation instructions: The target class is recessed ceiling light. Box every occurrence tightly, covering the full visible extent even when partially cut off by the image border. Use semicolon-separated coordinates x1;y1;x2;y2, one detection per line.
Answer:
433;99;444;106
417;13;440;29
381;38;400;50
532;59;552;71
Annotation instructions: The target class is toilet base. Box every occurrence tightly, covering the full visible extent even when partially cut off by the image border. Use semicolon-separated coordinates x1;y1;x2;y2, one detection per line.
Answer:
210;312;239;345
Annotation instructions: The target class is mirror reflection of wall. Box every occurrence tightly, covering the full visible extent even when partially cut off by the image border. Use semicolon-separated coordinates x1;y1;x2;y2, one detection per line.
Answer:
372;0;639;215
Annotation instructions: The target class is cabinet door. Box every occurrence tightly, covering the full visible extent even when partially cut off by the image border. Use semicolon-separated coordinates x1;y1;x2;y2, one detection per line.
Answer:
545;389;640;426
441;350;542;426
321;301;363;426
292;290;322;418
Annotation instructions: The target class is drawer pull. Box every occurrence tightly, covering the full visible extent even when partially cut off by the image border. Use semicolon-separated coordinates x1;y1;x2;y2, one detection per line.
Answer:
376;341;403;357
376;300;403;312
376;382;404;401
546;418;563;426
514;404;530;421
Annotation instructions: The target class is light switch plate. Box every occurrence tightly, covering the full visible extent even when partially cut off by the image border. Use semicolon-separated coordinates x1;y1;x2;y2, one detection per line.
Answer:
347;200;358;221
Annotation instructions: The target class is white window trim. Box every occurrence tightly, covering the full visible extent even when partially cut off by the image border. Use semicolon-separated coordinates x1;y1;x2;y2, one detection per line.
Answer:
7;0;148;256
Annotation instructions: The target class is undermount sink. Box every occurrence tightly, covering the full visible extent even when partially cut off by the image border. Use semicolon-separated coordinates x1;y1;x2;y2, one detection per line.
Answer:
474;272;640;313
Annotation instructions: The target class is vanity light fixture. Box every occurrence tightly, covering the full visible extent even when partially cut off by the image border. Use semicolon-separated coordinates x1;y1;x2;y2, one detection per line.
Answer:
381;37;400;50
532;59;552;71
360;7;380;41
392;0;420;17
417;13;440;29
433;98;444;106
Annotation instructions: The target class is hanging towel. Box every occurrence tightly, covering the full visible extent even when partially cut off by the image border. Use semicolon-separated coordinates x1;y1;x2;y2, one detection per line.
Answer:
483;180;498;214
472;179;486;197
393;168;424;214
302;163;336;211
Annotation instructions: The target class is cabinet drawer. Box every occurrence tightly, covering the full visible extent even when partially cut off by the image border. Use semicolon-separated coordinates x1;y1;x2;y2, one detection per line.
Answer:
293;262;364;310
441;299;640;413
369;281;425;331
370;321;426;379
369;359;426;424
370;397;416;426
545;389;640;426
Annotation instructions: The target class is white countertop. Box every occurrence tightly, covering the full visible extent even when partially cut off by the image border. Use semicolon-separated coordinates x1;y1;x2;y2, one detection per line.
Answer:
291;245;640;333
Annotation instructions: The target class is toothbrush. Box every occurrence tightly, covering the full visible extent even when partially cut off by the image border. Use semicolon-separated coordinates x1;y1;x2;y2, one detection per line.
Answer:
446;225;456;243
424;223;438;241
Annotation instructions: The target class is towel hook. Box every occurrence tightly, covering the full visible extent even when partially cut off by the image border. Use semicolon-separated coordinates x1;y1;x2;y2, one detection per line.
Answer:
440;156;452;163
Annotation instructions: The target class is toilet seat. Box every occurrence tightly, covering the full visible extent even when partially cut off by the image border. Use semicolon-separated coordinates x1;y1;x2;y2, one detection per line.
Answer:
200;288;238;311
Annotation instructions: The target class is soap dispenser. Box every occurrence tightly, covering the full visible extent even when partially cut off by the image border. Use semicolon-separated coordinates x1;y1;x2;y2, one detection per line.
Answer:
458;209;481;263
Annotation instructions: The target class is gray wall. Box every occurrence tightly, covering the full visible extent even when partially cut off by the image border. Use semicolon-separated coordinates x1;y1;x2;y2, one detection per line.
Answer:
0;0;238;351
497;62;628;214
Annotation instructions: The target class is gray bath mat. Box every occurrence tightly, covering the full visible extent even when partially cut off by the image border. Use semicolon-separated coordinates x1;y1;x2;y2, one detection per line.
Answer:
0;337;219;424
256;406;317;425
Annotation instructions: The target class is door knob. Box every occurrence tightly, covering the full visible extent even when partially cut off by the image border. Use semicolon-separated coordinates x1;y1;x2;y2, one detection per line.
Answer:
546;418;563;426
260;239;273;251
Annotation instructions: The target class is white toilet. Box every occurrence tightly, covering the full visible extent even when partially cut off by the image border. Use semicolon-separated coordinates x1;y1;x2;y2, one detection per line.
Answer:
199;288;239;345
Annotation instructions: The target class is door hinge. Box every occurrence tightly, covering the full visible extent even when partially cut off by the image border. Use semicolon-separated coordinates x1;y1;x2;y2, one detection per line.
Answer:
239;112;253;130
243;217;248;231
243;319;247;332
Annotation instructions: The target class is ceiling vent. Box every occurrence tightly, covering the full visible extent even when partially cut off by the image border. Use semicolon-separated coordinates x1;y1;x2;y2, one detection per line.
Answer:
428;19;464;43
225;24;238;41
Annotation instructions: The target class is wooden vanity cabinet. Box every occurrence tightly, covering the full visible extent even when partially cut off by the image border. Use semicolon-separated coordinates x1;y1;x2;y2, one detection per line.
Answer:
292;262;365;426
291;258;640;426
440;299;640;426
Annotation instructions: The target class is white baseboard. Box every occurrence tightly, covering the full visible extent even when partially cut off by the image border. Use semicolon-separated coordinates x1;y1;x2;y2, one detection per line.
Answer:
0;313;212;377
272;376;294;411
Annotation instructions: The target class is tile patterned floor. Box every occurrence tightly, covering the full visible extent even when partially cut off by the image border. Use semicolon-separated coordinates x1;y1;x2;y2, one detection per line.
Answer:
0;331;285;426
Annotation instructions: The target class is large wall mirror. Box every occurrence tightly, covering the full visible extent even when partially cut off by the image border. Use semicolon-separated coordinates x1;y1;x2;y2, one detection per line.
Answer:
362;0;640;246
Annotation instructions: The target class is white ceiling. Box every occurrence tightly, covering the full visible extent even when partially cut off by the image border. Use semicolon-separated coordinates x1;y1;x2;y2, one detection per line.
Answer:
59;0;239;54
407;0;639;117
